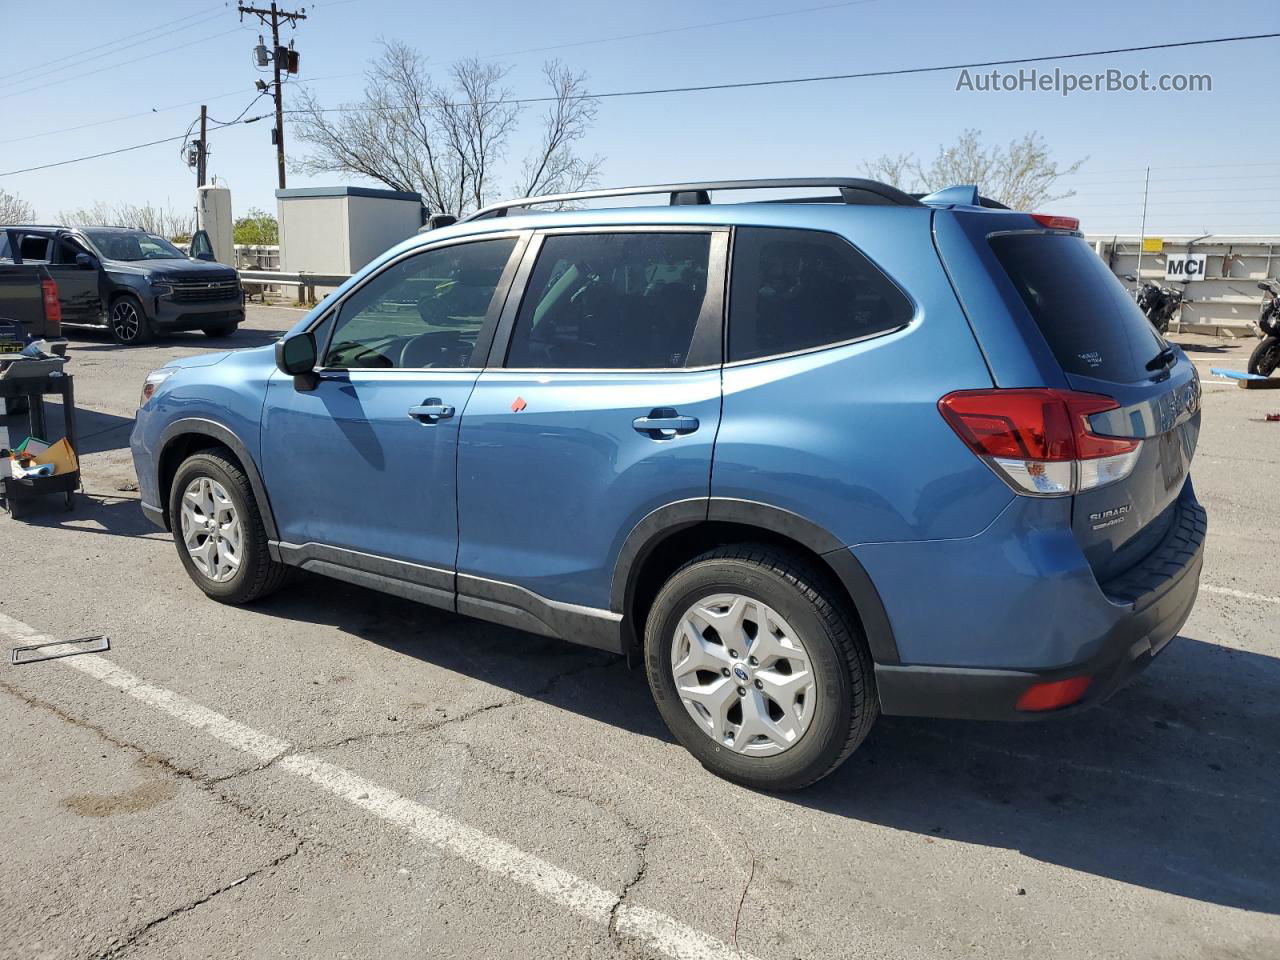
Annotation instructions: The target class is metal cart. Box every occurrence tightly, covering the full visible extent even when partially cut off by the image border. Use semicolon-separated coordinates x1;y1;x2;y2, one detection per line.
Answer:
1;362;79;518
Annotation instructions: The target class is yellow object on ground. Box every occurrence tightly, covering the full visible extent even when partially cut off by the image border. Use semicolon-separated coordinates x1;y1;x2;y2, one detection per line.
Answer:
33;437;78;476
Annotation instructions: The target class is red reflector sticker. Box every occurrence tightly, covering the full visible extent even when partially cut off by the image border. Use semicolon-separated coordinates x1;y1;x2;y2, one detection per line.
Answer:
1016;676;1092;712
511;396;527;413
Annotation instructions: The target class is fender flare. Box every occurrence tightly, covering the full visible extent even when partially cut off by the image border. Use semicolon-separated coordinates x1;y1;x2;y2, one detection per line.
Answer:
157;418;278;541
610;497;900;664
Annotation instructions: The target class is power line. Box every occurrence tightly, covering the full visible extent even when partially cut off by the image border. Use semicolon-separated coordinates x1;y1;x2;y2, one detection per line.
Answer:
481;0;880;59
7;26;251;99
2;9;228;89
0;73;358;147
0;7;224;82
294;30;1280;117
6;30;1280;179
0;112;269;179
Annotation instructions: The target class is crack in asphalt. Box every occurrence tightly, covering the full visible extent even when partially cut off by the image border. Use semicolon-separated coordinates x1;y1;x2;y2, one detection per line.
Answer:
732;855;757;959
608;828;652;953
91;839;306;960
220;653;623;769
0;679;306;846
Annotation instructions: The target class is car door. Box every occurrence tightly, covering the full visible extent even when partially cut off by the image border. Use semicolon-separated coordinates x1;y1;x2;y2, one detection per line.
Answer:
46;233;104;325
260;232;526;600
456;227;726;616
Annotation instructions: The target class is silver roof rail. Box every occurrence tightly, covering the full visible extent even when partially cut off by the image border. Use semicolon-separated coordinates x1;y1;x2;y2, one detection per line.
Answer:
462;177;923;221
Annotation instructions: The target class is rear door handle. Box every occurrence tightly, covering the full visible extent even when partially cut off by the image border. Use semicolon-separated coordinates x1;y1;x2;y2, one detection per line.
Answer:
633;408;699;439
408;398;455;423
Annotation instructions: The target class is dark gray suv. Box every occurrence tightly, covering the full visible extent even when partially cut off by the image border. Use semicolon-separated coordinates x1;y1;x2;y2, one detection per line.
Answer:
0;225;244;344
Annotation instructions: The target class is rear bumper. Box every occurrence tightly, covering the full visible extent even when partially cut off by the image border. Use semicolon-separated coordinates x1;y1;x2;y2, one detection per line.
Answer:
865;484;1206;721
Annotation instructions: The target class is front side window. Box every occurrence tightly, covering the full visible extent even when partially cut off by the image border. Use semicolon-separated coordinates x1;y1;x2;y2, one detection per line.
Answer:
506;232;712;369
324;237;517;369
82;229;185;261
728;227;913;362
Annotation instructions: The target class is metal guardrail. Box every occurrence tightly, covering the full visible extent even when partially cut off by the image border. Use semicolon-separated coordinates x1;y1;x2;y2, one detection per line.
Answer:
238;269;351;305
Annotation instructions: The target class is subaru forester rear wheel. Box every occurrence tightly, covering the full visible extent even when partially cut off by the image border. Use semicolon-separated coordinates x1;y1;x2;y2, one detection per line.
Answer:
645;545;877;791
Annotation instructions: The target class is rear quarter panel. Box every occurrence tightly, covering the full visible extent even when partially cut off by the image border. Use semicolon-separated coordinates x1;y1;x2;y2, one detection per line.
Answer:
713;207;1012;545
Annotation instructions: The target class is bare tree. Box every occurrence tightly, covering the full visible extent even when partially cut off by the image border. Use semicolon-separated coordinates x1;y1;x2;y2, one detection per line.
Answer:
864;130;1086;210
56;201;194;239
292;41;602;217
0;188;36;223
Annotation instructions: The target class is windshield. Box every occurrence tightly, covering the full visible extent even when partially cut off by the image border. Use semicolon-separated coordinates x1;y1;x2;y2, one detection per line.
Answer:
83;229;187;262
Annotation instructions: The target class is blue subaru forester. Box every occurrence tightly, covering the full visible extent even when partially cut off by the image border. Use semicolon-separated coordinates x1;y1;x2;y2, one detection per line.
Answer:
131;178;1205;790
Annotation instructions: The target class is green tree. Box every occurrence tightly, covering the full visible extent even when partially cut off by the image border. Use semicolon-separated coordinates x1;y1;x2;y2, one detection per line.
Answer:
233;208;279;245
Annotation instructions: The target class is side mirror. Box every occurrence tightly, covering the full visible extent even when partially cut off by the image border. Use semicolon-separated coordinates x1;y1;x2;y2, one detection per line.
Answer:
75;252;96;270
194;251;216;262
275;332;319;391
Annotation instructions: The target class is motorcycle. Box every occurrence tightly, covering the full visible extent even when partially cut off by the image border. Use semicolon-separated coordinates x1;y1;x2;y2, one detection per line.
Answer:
1124;275;1187;335
1249;279;1280;377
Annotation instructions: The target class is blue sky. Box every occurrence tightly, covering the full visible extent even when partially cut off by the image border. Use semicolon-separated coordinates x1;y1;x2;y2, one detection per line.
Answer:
2;0;1278;235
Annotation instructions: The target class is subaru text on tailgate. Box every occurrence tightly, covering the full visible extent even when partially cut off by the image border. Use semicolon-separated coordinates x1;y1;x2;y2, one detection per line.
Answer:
130;178;1204;790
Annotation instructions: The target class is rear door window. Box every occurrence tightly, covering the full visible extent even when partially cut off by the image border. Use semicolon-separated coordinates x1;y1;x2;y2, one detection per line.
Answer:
728;227;913;362
16;232;51;262
506;232;713;369
990;233;1165;382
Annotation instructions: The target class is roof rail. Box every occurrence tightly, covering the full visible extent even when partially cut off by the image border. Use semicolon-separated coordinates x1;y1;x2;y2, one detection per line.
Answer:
462;177;923;221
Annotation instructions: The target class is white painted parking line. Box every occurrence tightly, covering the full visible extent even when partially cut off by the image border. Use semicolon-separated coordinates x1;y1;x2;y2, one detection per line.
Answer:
0;612;759;960
1201;584;1280;605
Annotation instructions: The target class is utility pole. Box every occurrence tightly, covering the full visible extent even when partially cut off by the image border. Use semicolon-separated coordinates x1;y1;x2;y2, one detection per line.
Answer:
196;104;208;188
238;2;306;190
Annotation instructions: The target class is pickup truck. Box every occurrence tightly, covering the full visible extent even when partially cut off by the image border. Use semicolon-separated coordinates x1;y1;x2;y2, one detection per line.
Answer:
0;263;61;415
0;262;61;341
0;225;243;345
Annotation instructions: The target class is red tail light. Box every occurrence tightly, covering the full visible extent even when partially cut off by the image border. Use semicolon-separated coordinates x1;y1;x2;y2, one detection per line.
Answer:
1016;675;1092;712
939;389;1140;496
41;277;62;335
1030;213;1080;231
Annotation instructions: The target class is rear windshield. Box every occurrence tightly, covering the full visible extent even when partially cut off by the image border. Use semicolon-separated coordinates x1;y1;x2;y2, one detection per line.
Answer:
990;233;1164;382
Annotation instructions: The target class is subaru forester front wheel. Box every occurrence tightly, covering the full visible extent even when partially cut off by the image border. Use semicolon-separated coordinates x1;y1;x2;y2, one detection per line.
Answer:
644;545;878;791
169;451;288;604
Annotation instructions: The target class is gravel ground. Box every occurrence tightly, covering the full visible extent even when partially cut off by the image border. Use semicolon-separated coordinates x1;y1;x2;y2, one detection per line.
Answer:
1;309;1277;960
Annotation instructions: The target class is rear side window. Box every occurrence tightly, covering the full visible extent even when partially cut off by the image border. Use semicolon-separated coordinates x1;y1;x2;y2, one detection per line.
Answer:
990;233;1164;382
16;233;50;262
506;232;712;369
728;227;912;362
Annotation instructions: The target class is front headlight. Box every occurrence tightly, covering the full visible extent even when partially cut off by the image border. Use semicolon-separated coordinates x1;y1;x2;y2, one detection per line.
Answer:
139;367;176;408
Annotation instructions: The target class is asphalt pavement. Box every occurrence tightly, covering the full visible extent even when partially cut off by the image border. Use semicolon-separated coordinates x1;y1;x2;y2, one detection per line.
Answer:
1;308;1277;960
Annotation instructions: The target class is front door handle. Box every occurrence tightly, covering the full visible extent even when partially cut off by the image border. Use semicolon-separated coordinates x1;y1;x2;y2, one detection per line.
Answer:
633;408;699;439
408;398;455;423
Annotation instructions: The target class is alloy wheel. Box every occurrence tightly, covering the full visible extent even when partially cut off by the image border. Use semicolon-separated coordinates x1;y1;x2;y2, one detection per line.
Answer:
111;300;141;342
670;593;817;757
179;476;243;583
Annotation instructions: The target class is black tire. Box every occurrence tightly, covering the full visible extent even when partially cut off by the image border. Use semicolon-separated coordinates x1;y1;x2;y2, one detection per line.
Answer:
168;450;287;604
109;294;152;345
644;544;878;791
202;322;239;338
1248;336;1280;377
